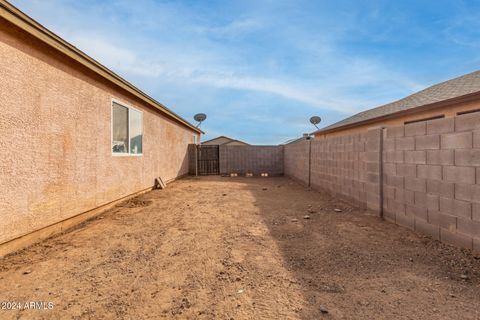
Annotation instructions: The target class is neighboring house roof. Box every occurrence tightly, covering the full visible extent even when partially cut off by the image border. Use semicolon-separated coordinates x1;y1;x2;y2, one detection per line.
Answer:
282;135;312;145
314;70;480;134
282;137;303;145
201;135;249;145
0;1;202;134
223;140;249;146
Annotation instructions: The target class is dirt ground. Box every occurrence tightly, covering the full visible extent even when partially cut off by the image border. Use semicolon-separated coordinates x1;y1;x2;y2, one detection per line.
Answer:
0;177;479;320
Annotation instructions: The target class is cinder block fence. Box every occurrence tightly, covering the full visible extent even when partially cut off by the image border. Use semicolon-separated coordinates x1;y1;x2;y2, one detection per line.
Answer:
381;114;480;251
284;129;382;211
190;112;479;252
284;113;480;252
189;145;284;176
219;145;283;176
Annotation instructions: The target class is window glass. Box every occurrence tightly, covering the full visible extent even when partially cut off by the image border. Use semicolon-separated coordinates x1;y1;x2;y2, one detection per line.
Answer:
112;103;129;153
193;135;198;144
129;109;143;154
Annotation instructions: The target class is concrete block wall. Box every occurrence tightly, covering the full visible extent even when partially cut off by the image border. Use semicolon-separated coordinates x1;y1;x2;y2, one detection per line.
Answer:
284;129;382;210
383;113;480;251
284;140;310;183
219;145;284;176
285;116;480;252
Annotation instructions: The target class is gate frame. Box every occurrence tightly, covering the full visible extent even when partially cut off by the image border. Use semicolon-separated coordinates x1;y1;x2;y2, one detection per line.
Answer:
196;144;220;176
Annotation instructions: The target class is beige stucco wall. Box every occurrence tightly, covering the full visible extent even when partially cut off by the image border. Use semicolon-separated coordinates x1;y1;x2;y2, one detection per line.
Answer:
315;99;480;139
0;19;199;244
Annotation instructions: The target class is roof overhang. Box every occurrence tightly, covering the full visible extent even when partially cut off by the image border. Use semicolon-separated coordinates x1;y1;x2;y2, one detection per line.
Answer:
201;135;249;145
312;90;480;136
0;0;203;134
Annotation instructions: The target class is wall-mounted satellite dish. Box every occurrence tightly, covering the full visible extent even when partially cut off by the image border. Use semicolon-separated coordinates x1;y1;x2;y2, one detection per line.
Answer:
309;116;321;129
194;113;207;127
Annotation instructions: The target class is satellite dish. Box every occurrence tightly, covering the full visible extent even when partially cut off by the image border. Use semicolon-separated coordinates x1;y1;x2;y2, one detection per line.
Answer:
309;116;321;129
193;113;207;127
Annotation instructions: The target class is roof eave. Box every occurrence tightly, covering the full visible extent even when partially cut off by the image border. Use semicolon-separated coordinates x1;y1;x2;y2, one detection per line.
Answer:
0;0;202;134
312;91;480;135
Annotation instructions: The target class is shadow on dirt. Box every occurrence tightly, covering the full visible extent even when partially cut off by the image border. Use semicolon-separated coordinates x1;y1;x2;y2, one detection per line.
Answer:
237;176;480;319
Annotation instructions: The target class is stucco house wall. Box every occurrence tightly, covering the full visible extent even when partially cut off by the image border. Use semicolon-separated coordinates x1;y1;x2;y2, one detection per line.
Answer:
0;18;199;246
314;100;480;139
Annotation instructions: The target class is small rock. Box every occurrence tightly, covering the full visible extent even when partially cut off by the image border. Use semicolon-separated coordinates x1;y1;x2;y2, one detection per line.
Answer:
262;188;268;191
303;215;310;220
319;305;328;314
449;293;456;298
291;218;298;222
237;289;244;294
334;208;342;212
222;193;227;196
460;274;469;280
409;258;413;262
308;209;316;213
23;270;32;275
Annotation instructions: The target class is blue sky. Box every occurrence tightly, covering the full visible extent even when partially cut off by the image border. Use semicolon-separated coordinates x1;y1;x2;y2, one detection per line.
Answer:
11;0;480;144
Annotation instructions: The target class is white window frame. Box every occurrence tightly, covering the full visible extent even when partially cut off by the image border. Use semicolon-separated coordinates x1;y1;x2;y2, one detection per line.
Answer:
111;98;144;157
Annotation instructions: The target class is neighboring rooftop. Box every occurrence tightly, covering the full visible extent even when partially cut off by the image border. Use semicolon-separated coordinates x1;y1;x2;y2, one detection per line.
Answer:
282;133;313;145
315;70;480;134
202;136;249;146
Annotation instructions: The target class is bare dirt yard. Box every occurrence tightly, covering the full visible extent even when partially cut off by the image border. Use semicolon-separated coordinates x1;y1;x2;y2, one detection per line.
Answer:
0;177;479;319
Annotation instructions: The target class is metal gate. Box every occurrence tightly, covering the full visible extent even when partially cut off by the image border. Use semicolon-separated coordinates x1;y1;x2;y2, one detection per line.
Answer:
197;145;219;175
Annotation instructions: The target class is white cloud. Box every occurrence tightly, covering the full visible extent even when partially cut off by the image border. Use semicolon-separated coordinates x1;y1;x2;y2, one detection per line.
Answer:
196;18;264;38
62;33;363;113
64;31;425;115
10;0;436;144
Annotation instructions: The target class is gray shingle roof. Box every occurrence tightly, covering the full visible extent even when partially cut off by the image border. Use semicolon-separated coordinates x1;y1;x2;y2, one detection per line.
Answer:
317;70;480;133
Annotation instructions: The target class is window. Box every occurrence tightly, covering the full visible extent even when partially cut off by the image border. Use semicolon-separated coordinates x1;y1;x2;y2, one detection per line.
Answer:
193;135;198;145
112;103;128;153
457;109;480;116
112;101;143;155
404;115;444;125
129;108;143;154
